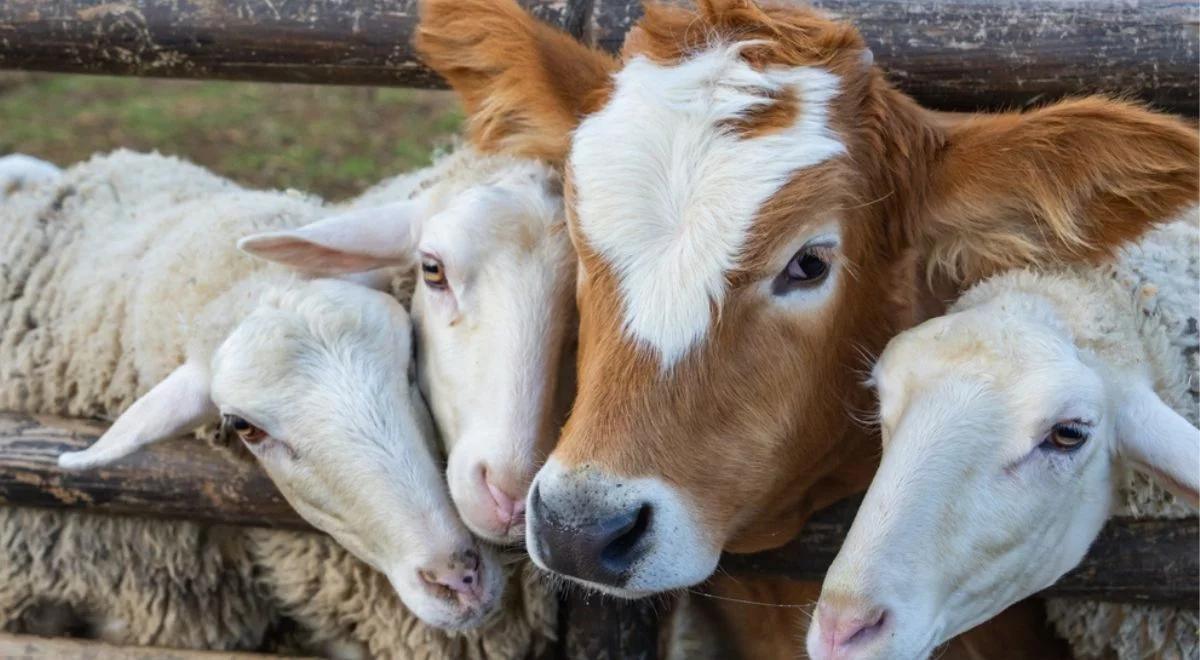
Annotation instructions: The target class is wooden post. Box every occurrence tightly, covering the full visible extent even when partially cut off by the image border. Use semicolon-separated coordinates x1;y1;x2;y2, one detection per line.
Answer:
0;0;1195;115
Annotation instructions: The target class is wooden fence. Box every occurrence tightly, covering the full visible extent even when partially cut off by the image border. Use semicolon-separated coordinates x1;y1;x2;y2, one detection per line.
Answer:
0;1;1197;657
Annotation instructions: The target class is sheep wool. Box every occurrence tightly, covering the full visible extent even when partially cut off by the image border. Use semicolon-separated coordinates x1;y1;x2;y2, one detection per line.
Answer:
957;214;1199;660
0;149;556;657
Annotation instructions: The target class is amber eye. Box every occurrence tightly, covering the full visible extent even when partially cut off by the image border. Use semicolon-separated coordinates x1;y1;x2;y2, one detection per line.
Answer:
1043;422;1090;452
225;415;266;444
772;246;832;295
421;256;447;290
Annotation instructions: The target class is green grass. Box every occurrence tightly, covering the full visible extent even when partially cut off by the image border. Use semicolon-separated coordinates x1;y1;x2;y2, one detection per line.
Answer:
0;74;464;200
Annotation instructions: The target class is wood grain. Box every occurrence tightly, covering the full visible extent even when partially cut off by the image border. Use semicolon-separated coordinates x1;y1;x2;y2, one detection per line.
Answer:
0;412;308;529
2;413;1195;605
0;0;1194;115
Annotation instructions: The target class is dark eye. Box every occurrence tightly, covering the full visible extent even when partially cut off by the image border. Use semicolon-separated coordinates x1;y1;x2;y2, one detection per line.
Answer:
224;414;267;444
772;246;832;295
421;256;447;290
1042;421;1090;452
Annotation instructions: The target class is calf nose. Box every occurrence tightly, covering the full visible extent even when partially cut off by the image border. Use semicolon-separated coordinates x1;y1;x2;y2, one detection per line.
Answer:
812;596;890;659
529;484;652;586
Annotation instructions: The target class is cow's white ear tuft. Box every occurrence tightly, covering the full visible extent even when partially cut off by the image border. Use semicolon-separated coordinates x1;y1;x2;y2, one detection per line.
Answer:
58;362;216;470
239;200;423;276
1115;384;1200;510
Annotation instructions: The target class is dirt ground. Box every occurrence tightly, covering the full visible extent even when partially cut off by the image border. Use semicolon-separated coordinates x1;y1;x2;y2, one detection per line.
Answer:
0;72;463;200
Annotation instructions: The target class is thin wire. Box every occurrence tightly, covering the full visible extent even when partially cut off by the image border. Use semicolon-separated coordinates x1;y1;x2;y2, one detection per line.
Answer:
684;588;810;610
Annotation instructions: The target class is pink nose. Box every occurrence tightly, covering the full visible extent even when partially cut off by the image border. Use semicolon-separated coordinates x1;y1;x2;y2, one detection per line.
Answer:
485;472;526;527
419;550;484;604
814;597;889;659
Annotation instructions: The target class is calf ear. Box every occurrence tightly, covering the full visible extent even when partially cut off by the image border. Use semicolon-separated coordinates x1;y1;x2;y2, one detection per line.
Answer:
920;98;1198;285
239;200;421;276
1116;385;1200;510
415;0;617;163
58;362;216;470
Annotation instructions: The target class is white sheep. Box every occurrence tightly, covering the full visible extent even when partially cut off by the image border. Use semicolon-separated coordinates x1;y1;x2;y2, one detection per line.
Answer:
807;215;1200;660
0;147;569;656
237;151;576;545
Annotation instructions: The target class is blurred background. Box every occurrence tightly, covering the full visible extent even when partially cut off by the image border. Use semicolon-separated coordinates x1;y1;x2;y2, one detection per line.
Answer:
0;73;463;200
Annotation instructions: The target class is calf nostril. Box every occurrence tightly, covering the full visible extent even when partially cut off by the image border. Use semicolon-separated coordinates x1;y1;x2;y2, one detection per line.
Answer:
599;503;651;571
528;489;654;587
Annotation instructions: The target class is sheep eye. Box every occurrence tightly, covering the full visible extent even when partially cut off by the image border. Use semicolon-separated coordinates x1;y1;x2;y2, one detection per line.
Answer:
1043;421;1090;452
421;256;447;290
772;246;831;295
224;415;266;444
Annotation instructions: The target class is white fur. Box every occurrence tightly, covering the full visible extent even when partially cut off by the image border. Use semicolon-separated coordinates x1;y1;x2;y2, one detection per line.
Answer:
240;151;575;544
0;154;62;201
809;216;1200;660
411;169;575;544
570;46;844;368
38;150;504;632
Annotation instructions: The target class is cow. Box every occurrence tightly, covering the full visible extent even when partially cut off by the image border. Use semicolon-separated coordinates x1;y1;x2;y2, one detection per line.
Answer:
416;0;1198;611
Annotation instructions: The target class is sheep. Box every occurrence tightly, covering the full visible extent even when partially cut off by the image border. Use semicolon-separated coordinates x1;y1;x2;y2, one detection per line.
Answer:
806;214;1200;660
236;154;577;545
0;147;567;656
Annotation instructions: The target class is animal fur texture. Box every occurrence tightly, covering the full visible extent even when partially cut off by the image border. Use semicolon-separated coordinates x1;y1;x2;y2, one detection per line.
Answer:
0;149;556;657
1038;217;1199;660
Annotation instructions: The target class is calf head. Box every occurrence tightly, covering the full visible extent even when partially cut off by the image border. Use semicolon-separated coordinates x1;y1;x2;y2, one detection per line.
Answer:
419;0;1198;595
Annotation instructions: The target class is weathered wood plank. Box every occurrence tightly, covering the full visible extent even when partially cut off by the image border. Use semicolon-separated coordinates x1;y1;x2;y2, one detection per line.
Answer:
0;0;1195;115
2;413;1195;605
0;411;309;529
720;497;1200;608
0;632;314;659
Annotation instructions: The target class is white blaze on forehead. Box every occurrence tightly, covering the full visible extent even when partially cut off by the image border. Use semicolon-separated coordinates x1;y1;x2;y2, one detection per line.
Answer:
571;45;845;368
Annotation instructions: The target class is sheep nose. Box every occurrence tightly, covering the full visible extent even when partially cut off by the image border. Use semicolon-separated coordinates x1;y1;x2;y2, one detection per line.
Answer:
814;596;890;658
528;484;652;587
419;549;483;604
485;471;525;527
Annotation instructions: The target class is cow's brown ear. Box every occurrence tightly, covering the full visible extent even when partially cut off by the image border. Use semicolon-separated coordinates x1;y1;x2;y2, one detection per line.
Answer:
416;0;617;164
917;97;1198;285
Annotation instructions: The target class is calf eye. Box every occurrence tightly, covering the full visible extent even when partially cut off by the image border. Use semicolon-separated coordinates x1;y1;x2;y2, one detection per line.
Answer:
1043;421;1090;452
224;415;267;444
772;246;832;295
421;256;447;290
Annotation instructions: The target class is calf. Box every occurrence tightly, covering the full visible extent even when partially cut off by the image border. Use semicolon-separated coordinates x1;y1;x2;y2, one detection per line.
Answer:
417;0;1199;597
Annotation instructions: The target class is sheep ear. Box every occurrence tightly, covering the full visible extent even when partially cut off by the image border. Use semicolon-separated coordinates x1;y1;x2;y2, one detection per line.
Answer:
58;362;216;470
238;200;422;276
1115;385;1200;510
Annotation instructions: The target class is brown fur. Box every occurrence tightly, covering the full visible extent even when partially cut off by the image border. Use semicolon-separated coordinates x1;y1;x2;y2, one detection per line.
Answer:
415;0;617;163
417;0;1200;651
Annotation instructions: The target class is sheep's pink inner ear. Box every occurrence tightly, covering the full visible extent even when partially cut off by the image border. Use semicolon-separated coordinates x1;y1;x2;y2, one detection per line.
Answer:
238;200;422;276
58;362;217;470
1116;385;1200;510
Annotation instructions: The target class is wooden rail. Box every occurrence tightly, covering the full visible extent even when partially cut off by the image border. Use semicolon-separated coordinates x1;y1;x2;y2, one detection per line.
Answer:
2;412;1196;606
0;1;1196;116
